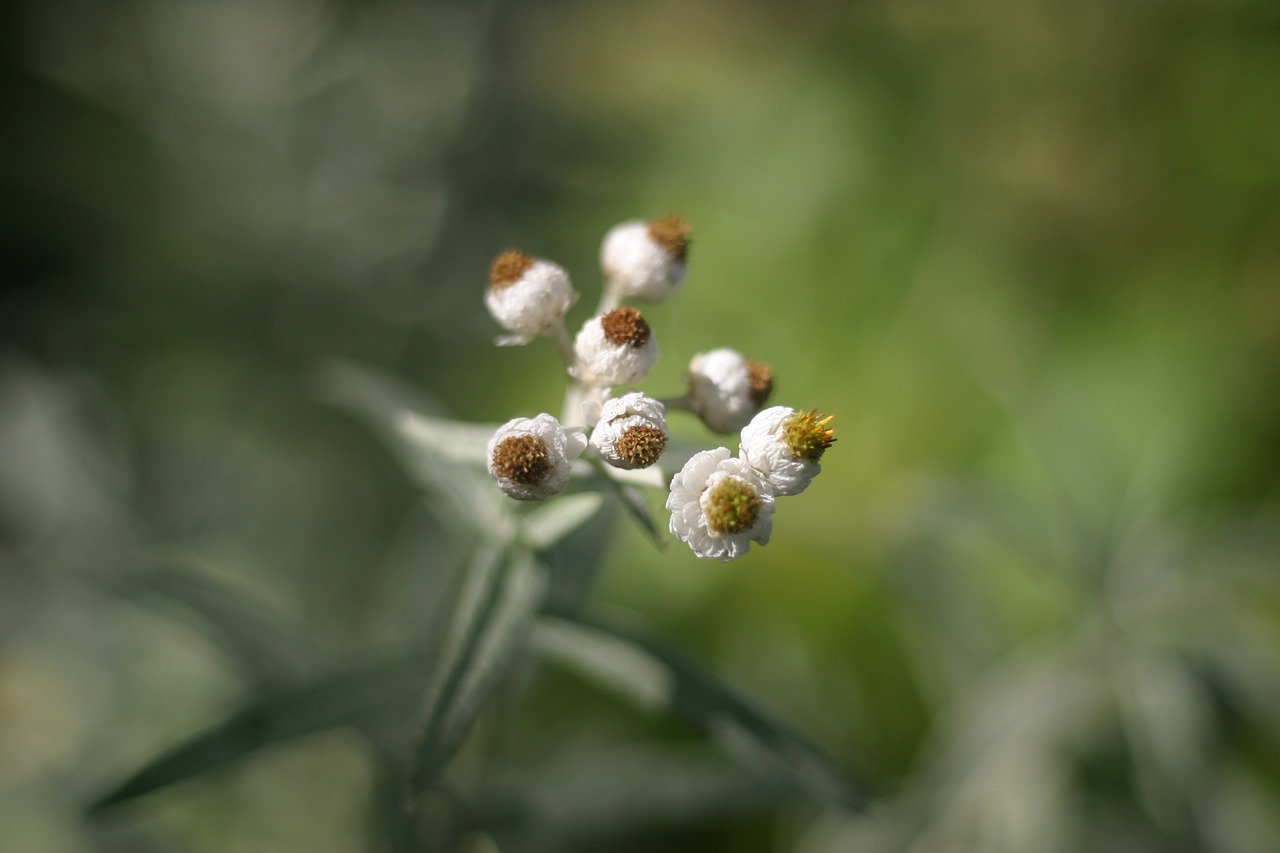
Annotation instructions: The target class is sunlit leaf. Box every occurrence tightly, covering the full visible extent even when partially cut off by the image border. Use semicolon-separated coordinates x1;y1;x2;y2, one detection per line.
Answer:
531;614;869;811
521;491;605;551
409;545;547;797
395;409;496;467
319;360;508;533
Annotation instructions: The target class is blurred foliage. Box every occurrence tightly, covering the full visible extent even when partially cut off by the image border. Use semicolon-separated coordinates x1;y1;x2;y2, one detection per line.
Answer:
2;0;1279;850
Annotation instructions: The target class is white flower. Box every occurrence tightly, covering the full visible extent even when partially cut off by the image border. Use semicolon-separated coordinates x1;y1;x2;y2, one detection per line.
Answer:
590;392;668;469
573;307;659;386
487;414;587;500
666;447;775;562
686;348;773;434
739;406;834;496
485;250;577;345
600;215;691;302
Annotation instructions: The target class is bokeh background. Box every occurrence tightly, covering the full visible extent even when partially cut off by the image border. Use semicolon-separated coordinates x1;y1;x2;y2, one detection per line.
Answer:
3;0;1280;850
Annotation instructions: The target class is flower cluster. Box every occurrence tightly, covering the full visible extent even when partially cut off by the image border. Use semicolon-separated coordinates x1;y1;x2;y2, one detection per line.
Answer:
667;407;834;561
483;215;834;561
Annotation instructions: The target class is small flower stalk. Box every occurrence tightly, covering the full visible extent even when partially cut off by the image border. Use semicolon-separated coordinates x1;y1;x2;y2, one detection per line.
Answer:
481;214;834;561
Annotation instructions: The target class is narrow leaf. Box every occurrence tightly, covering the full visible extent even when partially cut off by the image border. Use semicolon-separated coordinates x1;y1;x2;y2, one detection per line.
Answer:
540;500;618;617
395;409;496;467
409;546;546;797
590;460;663;547
319;360;507;533
88;652;431;813
521;491;604;551
102;567;313;687
532;614;870;811
479;746;794;840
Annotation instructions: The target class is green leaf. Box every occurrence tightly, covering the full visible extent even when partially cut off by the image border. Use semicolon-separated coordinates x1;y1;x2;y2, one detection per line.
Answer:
319;360;508;534
590;459;664;548
521;491;605;551
395;408;497;467
531;613;870;811
101;567;313;687
409;544;546;798
88;652;432;813
478;745;794;841
539;499;618;617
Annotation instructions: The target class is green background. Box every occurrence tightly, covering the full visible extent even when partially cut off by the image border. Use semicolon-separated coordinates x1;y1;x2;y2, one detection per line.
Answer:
3;0;1279;850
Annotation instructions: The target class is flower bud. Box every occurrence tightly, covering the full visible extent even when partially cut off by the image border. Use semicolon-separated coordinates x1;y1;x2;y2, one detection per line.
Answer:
739;406;834;496
590;392;668;469
573;307;659;387
666;447;775;562
485;250;577;345
600;215;691;302
686;348;773;434
487;413;587;500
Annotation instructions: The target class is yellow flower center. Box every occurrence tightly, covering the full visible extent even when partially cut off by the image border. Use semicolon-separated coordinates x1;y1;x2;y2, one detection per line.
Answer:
705;478;761;535
782;409;835;461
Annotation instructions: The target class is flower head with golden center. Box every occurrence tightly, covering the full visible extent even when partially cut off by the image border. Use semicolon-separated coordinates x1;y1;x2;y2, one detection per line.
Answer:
739;406;834;497
666;447;774;562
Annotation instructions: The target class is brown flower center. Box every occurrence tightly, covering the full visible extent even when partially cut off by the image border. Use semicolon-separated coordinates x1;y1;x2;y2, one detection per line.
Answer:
746;360;773;407
600;307;651;348
648;215;691;262
489;250;535;290
613;424;667;468
705;478;761;535
491;434;553;484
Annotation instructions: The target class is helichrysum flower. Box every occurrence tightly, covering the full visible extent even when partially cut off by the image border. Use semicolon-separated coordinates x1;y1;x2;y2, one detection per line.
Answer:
687;348;773;434
573;307;659;386
739;406;835;496
590;392;668;469
666;447;775;562
487;413;587;500
485;250;577;345
600;215;692;302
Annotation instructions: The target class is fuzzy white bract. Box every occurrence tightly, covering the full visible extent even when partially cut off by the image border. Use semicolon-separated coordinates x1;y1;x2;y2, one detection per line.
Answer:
600;217;690;302
485;251;577;345
573;308;659;386
739;406;833;496
666;447;775;562
590;392;668;469
687;348;773;434
487;413;587;501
